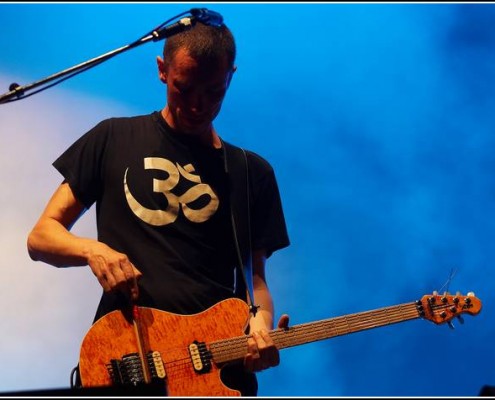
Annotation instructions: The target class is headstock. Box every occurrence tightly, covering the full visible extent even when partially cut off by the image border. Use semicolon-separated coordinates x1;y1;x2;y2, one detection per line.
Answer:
416;291;482;325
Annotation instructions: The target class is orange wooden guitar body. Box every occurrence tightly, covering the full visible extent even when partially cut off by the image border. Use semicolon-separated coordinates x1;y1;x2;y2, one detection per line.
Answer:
79;298;250;396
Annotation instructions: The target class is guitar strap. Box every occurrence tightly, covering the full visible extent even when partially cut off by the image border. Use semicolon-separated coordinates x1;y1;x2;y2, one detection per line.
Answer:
221;139;258;316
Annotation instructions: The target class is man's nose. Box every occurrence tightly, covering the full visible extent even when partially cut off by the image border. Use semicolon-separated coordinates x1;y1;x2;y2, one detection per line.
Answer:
188;91;205;113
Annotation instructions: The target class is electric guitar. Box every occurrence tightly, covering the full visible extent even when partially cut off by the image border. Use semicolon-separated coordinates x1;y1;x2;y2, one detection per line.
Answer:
79;291;481;396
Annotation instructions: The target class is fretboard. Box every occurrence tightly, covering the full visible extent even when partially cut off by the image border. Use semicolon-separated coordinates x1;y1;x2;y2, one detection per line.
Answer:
210;301;420;364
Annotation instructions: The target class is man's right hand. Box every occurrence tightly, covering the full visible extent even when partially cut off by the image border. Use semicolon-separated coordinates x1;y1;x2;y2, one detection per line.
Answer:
85;242;142;301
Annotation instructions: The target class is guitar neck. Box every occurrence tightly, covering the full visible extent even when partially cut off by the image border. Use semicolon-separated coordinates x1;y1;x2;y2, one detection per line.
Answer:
210;301;420;364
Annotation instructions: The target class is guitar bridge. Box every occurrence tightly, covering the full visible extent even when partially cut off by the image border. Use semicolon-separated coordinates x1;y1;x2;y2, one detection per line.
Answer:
188;341;212;374
106;352;145;386
106;351;166;385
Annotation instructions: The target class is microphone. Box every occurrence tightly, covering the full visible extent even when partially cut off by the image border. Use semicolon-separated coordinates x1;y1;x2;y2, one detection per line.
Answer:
151;17;194;41
151;8;224;42
190;8;224;27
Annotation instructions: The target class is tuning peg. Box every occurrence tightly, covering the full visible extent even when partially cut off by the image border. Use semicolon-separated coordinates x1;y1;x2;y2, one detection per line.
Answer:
457;315;465;324
448;321;455;330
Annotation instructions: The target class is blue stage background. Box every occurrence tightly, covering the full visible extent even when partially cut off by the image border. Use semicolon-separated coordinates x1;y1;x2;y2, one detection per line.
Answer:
0;3;493;396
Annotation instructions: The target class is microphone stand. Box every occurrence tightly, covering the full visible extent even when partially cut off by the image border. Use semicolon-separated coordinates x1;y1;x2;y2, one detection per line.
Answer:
0;15;195;105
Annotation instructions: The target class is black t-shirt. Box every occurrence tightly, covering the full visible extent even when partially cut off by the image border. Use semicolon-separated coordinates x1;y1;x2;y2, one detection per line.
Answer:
54;111;290;321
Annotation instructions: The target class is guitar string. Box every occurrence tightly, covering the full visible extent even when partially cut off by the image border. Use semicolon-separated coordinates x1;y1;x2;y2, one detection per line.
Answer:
151;301;450;367
151;304;465;389
209;303;419;346
210;301;458;363
101;302;418;385
210;303;423;363
131;299;457;376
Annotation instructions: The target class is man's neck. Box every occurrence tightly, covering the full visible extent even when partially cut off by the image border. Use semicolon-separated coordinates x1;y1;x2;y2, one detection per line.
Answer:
161;107;222;149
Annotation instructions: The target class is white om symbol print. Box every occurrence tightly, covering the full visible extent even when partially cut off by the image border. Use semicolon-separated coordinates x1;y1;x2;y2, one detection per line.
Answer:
124;157;219;226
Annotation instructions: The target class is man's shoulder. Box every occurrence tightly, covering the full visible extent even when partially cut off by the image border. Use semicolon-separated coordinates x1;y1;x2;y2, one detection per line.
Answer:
102;112;155;126
87;112;157;136
222;140;274;174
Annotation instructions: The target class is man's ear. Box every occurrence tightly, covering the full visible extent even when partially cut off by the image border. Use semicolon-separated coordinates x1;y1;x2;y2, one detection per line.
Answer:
227;65;237;87
157;56;167;84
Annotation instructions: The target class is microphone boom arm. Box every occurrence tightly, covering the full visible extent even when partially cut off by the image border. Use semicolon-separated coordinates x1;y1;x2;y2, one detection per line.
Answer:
0;13;201;104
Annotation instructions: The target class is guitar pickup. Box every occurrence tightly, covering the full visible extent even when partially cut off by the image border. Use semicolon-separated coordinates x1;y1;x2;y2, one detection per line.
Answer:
147;350;166;379
188;341;212;374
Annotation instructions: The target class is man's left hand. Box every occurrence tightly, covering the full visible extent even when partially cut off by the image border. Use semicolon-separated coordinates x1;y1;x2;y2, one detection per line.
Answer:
244;314;290;372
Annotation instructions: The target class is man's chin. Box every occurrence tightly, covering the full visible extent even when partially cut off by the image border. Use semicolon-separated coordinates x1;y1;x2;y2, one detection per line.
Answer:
179;121;209;136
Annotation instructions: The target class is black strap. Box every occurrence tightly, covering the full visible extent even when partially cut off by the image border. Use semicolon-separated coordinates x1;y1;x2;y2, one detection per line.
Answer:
221;139;258;315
